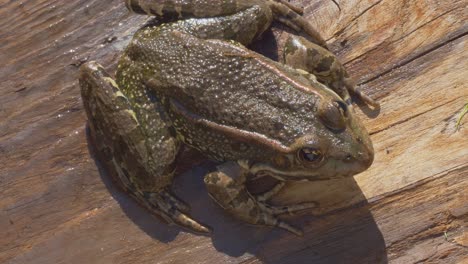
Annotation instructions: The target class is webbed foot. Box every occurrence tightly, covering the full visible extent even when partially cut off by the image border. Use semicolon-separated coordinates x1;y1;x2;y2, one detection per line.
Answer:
136;189;211;234
204;162;317;236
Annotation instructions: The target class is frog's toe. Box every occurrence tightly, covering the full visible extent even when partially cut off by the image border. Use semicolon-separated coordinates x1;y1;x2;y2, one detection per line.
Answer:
276;220;304;236
264;202;319;215
356;90;380;108
168;210;212;234
159;190;191;213
143;191;211;234
255;210;304;236
344;78;380;108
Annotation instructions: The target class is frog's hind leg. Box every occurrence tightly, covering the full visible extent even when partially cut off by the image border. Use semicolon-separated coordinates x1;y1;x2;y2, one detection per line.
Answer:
269;1;328;49
79;62;210;234
283;35;380;108
204;162;317;236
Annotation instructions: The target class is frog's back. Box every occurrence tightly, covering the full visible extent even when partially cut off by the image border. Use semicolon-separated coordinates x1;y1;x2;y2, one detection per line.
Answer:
120;27;341;161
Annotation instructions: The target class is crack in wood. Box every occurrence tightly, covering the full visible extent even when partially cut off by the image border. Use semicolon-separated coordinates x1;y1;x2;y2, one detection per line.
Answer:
359;31;468;86
369;97;459;136
391;6;461;43
366;164;468;205
328;0;384;41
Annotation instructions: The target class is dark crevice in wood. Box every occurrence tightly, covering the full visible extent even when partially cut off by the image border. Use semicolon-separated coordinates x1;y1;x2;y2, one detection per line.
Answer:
391;6;461;43
327;0;384;41
359;31;468;86
330;0;341;11
369;97;459;136
367;164;467;206
342;5;461;67
342;45;380;66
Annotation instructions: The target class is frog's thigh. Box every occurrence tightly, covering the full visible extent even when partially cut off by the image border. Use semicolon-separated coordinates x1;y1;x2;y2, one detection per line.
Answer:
283;35;379;107
80;62;210;233
80;61;177;190
126;0;270;20
149;3;272;46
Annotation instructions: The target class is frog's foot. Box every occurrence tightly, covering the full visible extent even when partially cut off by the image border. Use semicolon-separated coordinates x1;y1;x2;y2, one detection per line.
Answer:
269;0;328;49
110;159;209;233
204;162;317;236
137;189;211;234
343;78;380;108
111;163;211;234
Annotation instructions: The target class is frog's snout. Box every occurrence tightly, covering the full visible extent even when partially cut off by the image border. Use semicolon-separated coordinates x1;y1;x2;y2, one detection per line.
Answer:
359;149;374;169
341;140;374;172
353;142;375;170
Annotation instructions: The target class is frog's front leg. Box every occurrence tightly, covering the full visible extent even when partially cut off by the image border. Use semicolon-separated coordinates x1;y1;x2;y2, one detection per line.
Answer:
284;36;380;108
79;62;210;234
204;162;317;236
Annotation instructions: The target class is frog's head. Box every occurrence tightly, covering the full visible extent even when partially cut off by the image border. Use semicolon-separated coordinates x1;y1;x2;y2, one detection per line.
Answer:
242;98;374;181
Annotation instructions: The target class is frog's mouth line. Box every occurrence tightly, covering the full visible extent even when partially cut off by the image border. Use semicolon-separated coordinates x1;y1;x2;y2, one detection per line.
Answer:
238;160;350;182
253;171;335;182
256;170;349;182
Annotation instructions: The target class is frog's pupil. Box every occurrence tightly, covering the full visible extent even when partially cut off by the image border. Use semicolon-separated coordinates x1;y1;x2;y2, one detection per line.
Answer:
301;148;322;162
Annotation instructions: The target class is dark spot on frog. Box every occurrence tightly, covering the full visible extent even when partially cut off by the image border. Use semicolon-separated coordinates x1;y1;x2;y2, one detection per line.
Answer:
306;47;320;58
315;55;335;73
273;121;284;130
208;174;221;184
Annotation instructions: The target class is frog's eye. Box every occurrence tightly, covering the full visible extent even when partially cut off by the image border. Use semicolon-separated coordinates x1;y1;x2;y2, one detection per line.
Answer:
319;100;348;132
297;148;324;165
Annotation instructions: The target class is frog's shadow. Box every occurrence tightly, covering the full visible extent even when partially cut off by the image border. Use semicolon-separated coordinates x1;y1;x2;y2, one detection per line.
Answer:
86;126;387;263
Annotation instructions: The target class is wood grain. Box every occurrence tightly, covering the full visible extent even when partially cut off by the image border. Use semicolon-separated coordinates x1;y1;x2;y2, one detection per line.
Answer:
1;0;466;263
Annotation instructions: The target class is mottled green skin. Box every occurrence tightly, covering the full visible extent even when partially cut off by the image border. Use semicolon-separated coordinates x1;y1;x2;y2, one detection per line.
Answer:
79;0;375;235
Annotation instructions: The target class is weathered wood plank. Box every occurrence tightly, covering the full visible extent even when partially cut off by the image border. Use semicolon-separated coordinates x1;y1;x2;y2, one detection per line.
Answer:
276;34;468;208
1;0;466;263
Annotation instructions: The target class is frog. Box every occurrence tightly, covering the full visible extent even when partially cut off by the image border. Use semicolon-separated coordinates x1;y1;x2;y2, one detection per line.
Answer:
79;0;377;236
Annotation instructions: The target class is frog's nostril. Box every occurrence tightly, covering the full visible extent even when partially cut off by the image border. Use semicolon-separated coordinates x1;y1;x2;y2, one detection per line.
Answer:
359;151;374;168
344;154;353;162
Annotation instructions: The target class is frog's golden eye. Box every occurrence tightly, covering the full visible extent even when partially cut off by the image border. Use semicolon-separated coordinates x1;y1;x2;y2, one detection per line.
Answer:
297;148;324;165
319;100;348;131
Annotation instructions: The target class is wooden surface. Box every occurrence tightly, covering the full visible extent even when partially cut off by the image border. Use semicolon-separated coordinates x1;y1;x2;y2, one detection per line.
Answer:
1;0;467;263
